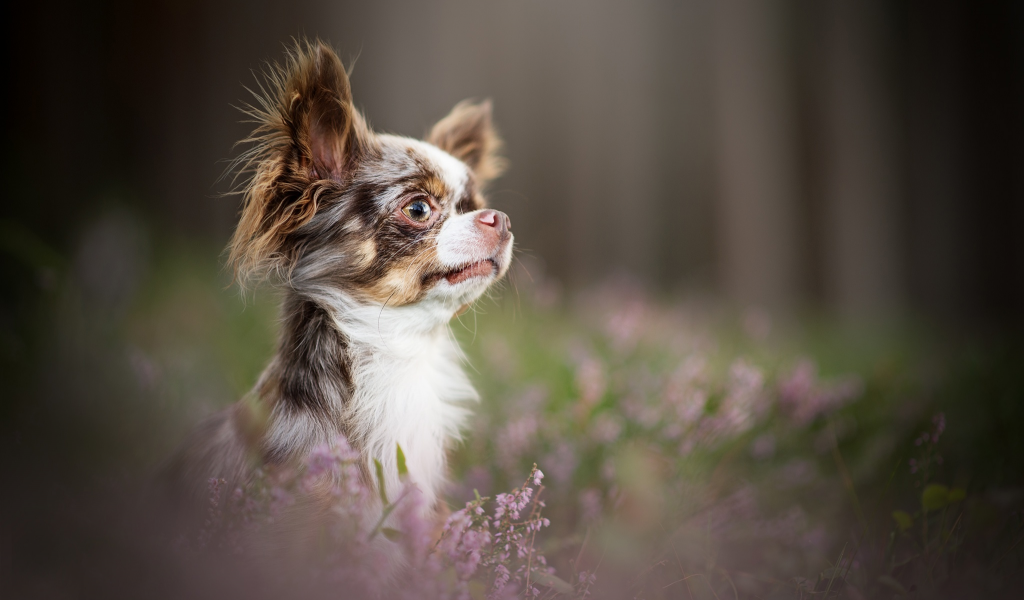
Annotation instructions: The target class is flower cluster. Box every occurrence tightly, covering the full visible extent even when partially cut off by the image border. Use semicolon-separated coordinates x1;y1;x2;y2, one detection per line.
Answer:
192;446;567;598
475;291;873;527
437;495;492;589
777;358;864;426
449;288;882;597
909;412;946;481
574;570;597;598
436;465;555;599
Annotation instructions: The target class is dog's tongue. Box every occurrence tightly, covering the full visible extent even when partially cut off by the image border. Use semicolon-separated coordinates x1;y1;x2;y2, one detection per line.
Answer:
446;261;493;284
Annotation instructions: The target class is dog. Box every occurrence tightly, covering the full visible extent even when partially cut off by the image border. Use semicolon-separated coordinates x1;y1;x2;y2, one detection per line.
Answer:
166;40;512;549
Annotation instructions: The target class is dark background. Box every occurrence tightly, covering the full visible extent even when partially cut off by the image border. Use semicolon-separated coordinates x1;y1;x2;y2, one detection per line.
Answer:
5;0;1024;325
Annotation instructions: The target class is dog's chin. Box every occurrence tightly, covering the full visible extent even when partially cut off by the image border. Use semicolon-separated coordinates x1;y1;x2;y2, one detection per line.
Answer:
424;257;507;307
444;258;497;285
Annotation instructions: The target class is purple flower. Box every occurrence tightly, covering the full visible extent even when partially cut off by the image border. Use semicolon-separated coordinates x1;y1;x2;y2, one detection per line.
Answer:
605;298;646;351
575;355;607;406
778;359;863;426
932;412;946;443
495;414;539;474
541;443;575;486
579;488;603;523
575;570;598;598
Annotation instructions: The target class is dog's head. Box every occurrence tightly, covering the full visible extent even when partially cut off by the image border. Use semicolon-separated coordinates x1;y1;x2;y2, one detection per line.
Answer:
229;41;512;316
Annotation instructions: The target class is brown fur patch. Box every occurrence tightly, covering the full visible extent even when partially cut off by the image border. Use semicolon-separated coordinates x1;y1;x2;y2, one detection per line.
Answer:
360;238;441;305
228;40;376;288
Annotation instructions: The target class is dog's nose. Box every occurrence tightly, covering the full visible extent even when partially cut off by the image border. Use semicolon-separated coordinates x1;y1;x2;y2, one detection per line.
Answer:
477;209;511;233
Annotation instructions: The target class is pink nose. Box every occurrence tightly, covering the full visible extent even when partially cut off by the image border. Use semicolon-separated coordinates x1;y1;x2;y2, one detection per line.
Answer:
477;209;511;232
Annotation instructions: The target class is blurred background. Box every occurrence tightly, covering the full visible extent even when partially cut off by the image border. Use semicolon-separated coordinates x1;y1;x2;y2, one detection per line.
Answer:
6;0;1024;326
5;2;1024;598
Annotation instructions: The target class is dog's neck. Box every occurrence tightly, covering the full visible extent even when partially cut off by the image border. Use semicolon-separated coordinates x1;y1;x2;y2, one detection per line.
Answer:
256;287;476;509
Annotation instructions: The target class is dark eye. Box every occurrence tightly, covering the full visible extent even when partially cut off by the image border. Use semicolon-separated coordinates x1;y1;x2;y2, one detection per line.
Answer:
402;198;432;223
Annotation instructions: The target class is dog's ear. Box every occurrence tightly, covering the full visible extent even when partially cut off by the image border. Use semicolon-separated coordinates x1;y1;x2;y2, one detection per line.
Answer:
428;99;506;184
230;40;374;286
282;41;373;181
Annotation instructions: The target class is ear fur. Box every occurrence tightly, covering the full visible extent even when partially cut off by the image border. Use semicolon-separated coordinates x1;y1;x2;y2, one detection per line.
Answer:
228;40;374;287
428;100;506;184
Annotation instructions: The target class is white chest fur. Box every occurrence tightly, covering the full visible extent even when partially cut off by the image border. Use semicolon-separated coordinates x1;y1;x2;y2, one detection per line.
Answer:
324;294;478;510
345;325;476;508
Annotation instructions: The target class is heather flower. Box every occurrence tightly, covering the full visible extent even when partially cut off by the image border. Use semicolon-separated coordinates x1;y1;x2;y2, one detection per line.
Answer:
495;414;539;473
661;355;708;436
486;466;552;596
267;478;295;519
491;564;511;595
908;412;947;482
778;358;862;426
590;413;623;444
932;412;946;443
434;465;555;598
176;287;918;598
578;488;603;523
575;570;598;598
681;359;769;447
667;355;708;393
441;512;491;582
574;355;607;406
723;358;766;427
542;442;576;486
672;388;707;428
750;432;776;460
622;394;661;429
606;298;646;351
395;484;433;566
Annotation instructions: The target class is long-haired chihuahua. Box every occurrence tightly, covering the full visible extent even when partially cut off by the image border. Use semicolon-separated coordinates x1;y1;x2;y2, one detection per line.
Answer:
167;39;512;546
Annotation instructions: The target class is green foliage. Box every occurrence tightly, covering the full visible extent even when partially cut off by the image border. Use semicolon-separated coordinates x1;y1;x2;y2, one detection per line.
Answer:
530;570;574;595
373;458;388;505
892;510;913;532
921;484;950;511
397;443;408;477
380;527;402;542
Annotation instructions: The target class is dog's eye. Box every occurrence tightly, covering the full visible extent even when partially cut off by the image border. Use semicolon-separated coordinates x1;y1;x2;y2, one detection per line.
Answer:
402;199;432;223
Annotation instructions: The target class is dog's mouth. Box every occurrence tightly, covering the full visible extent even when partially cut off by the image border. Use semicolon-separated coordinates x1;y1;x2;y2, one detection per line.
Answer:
443;259;497;285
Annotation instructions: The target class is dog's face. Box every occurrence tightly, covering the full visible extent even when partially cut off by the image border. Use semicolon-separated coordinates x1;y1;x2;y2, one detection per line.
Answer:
230;42;512;314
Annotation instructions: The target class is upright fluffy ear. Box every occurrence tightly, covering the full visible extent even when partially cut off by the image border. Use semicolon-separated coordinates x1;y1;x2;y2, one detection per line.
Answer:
229;40;373;286
281;41;372;181
428;100;506;184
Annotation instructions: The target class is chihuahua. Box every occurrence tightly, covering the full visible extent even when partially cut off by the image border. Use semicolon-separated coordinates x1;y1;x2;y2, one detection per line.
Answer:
168;40;512;539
